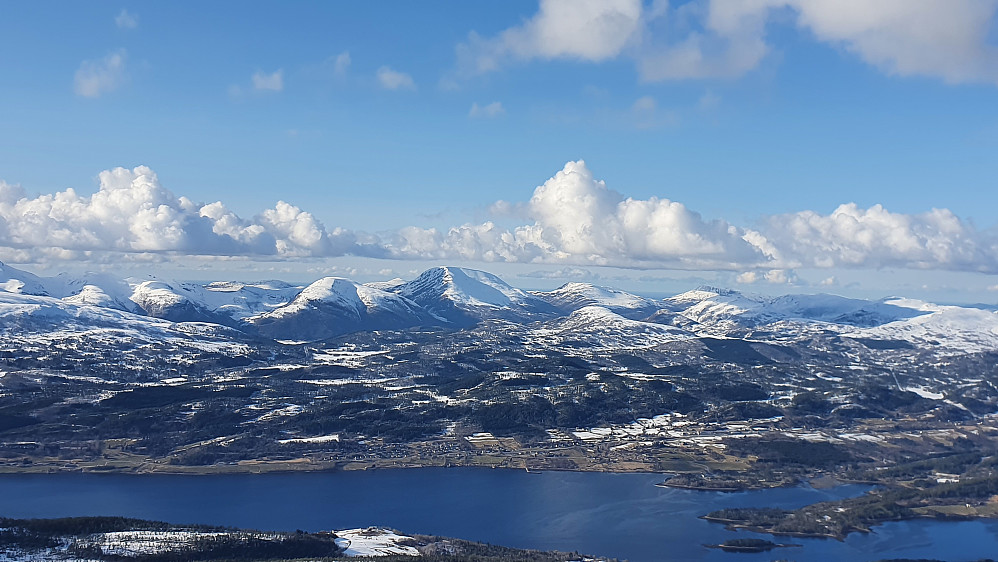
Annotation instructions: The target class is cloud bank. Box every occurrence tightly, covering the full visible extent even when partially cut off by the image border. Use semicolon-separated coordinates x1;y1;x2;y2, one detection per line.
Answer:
456;0;998;85
2;162;997;273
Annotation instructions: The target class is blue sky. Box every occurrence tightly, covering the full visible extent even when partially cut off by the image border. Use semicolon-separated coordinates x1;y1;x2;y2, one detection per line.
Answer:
2;1;998;302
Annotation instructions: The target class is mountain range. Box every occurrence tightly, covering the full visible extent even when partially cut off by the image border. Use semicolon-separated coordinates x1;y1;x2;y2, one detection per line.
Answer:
2;261;995;354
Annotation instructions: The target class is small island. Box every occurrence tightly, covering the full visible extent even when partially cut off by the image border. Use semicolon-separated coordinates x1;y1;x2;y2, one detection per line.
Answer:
704;538;800;553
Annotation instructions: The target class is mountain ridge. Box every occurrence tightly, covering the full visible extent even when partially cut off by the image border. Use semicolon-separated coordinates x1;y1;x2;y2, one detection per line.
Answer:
0;262;994;351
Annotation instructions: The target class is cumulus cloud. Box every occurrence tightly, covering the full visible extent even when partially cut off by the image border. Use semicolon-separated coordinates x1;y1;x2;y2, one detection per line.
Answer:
115;9;138;29
457;0;998;85
0;166;370;259
469;101;505;118
761;203;998;272
74;50;127;98
383;160;764;269
376;66;416;90
252;69;284;92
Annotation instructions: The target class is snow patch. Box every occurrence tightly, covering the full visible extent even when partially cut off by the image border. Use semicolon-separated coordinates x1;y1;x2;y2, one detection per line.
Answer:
334;528;420;557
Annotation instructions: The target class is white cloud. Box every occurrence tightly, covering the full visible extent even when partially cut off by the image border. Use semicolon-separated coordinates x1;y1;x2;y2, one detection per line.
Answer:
760;203;998;272
487;199;528;218
469;101;505;118
333;51;351;75
115;9;138;29
782;0;998;84
456;0;643;73
74;50;127;98
737;269;797;284
252;69;284;92
385;160;763;268
376;66;416;90
457;0;998;85
0;166;368;259
764;269;796;284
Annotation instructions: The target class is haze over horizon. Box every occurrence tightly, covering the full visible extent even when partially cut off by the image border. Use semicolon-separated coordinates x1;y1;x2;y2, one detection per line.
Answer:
2;1;998;303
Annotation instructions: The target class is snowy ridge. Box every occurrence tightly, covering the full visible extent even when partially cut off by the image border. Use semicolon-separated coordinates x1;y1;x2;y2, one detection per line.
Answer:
398;266;529;308
533;282;662;319
257;277;424;321
0;261;50;295
393;266;558;325
847;304;998;353
250;277;434;340
666;287;926;329
533;305;691;350
0;261;996;354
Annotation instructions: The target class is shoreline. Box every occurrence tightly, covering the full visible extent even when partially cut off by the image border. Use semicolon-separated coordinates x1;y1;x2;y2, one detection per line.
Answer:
0;455;670;476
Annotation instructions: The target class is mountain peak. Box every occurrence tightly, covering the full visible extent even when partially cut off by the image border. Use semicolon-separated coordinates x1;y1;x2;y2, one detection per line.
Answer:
394;266;557;325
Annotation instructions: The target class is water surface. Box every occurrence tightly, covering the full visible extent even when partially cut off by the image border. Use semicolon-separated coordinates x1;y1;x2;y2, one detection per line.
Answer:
2;468;996;561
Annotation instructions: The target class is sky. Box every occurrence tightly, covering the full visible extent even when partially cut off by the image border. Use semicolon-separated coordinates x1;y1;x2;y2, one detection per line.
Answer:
2;0;998;302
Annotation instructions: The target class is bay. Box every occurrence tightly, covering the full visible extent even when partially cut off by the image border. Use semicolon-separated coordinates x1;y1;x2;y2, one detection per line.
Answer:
2;468;997;561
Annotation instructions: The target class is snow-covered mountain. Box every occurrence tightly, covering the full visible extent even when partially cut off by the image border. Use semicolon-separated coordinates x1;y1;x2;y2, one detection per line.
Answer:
532;282;663;320
531;305;691;350
0;262;996;352
250;276;437;340
661;286;927;331
128;280;238;325
391;266;559;326
845;298;998;354
0;261;52;295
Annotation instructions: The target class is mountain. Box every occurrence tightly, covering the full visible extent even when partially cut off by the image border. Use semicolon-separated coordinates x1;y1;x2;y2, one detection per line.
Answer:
0;261;51;296
660;286;927;332
846;298;998;354
0;263;995;352
391;266;559;326
128;280;239;326
4;262;998;483
531;305;691;350
533;282;663;320
249;276;436;340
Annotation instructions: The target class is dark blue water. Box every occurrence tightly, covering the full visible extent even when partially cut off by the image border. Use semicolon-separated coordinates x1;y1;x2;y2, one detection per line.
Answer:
1;468;997;561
